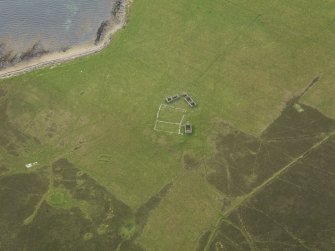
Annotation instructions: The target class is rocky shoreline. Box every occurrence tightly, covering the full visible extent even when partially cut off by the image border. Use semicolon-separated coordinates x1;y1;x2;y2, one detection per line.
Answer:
0;0;131;79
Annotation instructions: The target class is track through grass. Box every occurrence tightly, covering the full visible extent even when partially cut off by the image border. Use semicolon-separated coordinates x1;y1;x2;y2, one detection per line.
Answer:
204;130;335;251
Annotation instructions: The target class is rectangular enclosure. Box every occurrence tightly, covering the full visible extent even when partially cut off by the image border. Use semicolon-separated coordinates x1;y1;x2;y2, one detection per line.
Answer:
157;104;186;122
154;104;186;135
154;121;180;134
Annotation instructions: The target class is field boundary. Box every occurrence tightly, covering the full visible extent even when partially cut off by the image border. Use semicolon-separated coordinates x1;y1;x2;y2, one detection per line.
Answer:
154;104;186;135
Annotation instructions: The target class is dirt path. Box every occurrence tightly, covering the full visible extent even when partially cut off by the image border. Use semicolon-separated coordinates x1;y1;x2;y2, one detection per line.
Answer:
0;0;131;80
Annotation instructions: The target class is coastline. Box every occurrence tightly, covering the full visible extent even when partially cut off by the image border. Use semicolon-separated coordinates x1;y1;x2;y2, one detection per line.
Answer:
0;0;131;80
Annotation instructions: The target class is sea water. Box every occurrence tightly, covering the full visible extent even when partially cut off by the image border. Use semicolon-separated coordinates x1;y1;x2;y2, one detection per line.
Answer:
0;0;116;65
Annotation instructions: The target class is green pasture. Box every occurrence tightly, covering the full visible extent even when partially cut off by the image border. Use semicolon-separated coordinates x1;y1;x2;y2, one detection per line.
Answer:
1;0;335;250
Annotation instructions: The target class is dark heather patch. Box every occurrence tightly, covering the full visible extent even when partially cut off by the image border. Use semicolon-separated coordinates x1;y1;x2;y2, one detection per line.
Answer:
18;204;92;251
196;231;211;251
52;158;78;189
205;103;335;250
0;172;48;251
207;104;335;197
210;139;335;250
2;159;139;250
183;153;200;170
52;158;133;222
18;203;125;251
135;182;173;236
209;214;251;251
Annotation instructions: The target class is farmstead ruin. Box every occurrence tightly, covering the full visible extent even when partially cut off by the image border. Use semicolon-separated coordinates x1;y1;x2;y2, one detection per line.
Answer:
154;92;196;135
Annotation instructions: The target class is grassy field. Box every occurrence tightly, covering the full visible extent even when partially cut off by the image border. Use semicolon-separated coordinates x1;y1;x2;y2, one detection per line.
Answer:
1;0;335;250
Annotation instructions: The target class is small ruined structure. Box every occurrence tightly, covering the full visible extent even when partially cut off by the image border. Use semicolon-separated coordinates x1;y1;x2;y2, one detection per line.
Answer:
181;93;196;108
165;94;180;104
184;121;193;134
160;93;196;135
